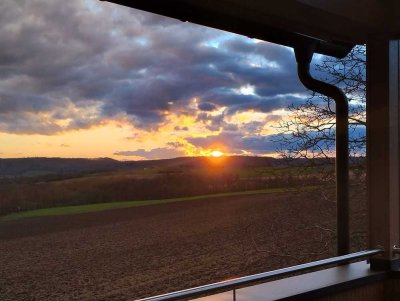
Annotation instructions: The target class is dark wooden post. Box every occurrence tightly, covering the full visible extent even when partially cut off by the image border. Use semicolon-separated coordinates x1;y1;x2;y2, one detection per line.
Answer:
367;38;400;269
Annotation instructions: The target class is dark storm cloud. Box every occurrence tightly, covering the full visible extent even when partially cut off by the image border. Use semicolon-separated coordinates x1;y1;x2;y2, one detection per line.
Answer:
0;93;55;113
198;102;217;111
0;0;307;135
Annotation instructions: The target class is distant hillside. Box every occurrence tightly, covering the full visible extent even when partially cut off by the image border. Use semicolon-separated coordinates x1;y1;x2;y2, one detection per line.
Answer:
0;155;366;178
131;156;278;170
0;157;125;177
0;155;367;216
0;156;279;178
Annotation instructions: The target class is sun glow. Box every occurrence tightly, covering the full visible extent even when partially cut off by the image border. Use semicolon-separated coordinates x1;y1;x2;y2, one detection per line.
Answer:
210;150;224;157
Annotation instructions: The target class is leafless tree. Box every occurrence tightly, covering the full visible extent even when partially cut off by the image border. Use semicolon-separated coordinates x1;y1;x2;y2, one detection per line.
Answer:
271;45;368;255
276;45;366;162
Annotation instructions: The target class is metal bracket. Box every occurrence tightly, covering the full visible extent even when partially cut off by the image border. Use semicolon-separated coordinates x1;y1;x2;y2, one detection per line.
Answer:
393;245;400;254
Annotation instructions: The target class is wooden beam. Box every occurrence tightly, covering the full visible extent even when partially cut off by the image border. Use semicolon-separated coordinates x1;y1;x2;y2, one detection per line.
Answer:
367;38;400;268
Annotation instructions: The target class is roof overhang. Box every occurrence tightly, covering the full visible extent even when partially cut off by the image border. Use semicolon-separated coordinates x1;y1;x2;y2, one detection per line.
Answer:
100;0;400;58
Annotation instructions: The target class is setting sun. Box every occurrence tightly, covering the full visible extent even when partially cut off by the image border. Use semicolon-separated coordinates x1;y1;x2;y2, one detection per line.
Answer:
210;150;224;157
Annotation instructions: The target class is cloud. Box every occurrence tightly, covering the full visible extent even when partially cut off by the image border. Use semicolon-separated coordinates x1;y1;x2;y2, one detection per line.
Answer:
196;112;227;131
174;126;189;131
204;93;309;115
186;131;279;155
0;0;307;135
114;147;184;159
198;102;217;111
167;141;186;148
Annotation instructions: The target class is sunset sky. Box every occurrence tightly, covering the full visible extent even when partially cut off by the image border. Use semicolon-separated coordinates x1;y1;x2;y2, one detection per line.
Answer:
0;0;328;160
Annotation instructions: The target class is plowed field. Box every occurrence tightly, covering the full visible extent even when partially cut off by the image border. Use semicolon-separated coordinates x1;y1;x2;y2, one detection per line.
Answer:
0;190;364;300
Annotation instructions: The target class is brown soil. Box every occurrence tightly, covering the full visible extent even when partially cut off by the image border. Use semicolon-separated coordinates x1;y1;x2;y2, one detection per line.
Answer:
0;190;364;301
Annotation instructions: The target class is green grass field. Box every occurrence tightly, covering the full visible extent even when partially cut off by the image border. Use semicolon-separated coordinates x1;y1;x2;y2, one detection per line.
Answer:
0;187;300;221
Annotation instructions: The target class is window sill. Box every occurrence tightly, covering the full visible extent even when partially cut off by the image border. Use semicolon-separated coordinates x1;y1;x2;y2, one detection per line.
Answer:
195;261;387;301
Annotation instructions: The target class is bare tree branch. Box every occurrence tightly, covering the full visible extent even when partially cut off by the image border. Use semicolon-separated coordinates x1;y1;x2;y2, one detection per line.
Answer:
275;45;366;160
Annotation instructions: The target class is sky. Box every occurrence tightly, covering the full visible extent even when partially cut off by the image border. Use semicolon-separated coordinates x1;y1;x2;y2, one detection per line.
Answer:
0;0;319;160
